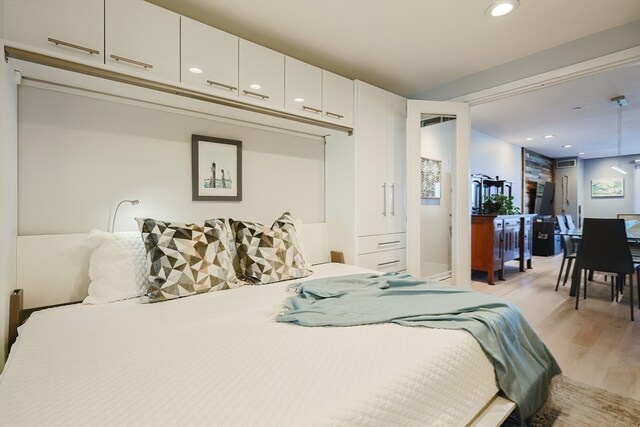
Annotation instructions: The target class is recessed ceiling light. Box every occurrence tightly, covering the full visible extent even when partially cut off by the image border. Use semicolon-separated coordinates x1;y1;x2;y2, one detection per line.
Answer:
249;84;261;90
485;0;519;17
562;145;572;148
188;67;203;74
294;97;304;103
544;134;555;139
525;137;533;141
578;152;585;155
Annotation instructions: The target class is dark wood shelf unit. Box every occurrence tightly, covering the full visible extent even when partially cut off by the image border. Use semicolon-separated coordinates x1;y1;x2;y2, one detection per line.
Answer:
471;214;534;284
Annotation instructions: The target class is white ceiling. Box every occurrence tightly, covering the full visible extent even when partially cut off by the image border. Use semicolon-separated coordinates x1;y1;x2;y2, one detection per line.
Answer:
471;63;640;159
146;0;640;160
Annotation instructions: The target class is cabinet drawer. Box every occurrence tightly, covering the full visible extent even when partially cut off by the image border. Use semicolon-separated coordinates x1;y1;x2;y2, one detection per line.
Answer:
285;57;322;118
239;39;285;109
357;249;406;272
181;16;239;98
3;0;104;64
322;70;353;125
357;233;406;255
106;0;180;82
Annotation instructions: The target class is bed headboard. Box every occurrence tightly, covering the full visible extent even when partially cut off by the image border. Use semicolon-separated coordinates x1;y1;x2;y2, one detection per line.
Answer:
16;222;330;309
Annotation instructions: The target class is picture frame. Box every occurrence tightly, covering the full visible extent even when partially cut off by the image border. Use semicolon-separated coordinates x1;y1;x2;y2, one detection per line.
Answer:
421;157;442;199
590;178;623;198
191;134;242;201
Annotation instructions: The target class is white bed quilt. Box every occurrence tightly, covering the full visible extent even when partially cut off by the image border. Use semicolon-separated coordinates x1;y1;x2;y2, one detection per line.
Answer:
0;264;498;427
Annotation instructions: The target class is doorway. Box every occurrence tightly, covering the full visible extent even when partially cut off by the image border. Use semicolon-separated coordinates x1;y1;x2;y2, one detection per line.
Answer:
419;115;454;278
406;100;471;288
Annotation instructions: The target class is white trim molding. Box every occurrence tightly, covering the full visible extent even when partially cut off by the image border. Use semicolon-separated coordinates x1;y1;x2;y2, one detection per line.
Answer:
453;46;640;106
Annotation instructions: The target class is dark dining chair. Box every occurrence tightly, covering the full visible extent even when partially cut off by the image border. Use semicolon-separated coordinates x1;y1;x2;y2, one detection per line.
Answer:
556;215;568;234
555;234;577;291
574;218;638;321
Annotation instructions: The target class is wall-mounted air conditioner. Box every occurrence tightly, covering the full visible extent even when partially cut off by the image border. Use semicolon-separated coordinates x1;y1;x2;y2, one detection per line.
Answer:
556;159;577;168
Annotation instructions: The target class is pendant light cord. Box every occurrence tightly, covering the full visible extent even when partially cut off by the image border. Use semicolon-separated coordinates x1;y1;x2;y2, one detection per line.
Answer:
618;103;622;167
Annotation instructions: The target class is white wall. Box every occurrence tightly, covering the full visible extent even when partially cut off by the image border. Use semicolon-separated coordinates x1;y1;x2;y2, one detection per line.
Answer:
554;158;582;223
0;57;18;369
582;155;637;218
18;85;325;235
420;121;452;277
470;130;522;209
325;133;356;264
0;0;4;36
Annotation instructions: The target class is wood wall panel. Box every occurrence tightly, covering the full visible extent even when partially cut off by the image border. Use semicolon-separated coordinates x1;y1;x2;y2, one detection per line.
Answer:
522;148;554;214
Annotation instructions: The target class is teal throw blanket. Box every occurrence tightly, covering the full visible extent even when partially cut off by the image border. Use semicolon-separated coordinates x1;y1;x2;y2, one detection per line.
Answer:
276;273;561;424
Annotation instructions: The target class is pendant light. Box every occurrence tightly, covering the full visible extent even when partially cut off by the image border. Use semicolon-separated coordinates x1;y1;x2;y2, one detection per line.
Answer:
611;95;628;175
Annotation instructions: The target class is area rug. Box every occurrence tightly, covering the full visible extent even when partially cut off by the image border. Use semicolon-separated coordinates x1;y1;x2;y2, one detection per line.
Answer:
530;375;640;426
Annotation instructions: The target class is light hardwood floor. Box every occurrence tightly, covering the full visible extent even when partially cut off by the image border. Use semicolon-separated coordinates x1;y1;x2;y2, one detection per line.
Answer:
470;254;640;401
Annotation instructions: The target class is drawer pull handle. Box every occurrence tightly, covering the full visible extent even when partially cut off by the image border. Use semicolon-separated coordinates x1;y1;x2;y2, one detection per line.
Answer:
378;241;401;246
303;105;322;114
243;90;269;100
48;38;99;55
110;55;153;69
207;80;237;91
378;260;400;267
325;111;344;119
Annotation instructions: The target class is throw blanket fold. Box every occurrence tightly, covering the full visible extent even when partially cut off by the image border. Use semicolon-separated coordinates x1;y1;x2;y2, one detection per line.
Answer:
277;273;561;424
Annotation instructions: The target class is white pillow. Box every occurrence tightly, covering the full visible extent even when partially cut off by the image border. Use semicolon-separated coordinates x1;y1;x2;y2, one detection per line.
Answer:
83;230;148;304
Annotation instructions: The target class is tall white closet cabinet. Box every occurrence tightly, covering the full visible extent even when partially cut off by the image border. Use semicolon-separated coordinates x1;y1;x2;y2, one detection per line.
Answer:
326;81;407;272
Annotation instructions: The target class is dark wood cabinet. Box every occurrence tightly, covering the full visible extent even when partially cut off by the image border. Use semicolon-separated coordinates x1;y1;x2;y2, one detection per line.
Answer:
471;214;534;284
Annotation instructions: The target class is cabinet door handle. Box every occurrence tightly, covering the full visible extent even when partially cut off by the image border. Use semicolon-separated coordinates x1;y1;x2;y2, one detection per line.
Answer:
378;260;400;267
243;90;269;100
302;105;322;114
391;183;395;216
382;183;387;216
206;80;237;91
110;55;153;69
378;240;401;246
48;38;99;55
325;111;344;119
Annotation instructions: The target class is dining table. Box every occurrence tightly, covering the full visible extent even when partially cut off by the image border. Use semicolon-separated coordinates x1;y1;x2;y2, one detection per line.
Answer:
563;226;640;297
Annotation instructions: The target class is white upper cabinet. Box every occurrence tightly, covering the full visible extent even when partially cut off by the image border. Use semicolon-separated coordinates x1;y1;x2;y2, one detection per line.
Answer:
3;0;104;63
387;92;407;233
285;57;322;118
181;16;239;98
105;0;180;82
355;81;406;237
323;71;354;125
356;82;389;237
239;40;285;109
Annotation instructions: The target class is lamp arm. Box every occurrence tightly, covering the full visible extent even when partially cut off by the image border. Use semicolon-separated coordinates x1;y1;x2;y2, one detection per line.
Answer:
110;200;126;233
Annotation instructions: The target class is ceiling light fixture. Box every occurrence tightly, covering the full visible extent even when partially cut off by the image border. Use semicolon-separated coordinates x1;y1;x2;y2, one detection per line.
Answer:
611;95;628;175
249;84;261;90
577;152;585;155
544;135;555;139
188;67;203;74
562;145;572;148
525;137;533;141
485;0;519;17
294;97;304;103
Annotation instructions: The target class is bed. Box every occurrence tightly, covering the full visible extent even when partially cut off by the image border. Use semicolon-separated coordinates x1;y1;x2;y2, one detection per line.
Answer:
0;222;521;427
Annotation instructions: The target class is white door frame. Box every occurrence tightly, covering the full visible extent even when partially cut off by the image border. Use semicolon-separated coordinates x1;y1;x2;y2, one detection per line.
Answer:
407;100;470;287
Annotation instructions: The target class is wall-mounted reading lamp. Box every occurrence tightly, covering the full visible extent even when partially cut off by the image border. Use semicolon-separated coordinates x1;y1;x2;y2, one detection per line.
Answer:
110;199;139;232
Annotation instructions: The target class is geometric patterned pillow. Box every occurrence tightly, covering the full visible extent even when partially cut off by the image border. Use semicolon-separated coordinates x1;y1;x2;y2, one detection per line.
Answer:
136;218;242;303
229;212;312;285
